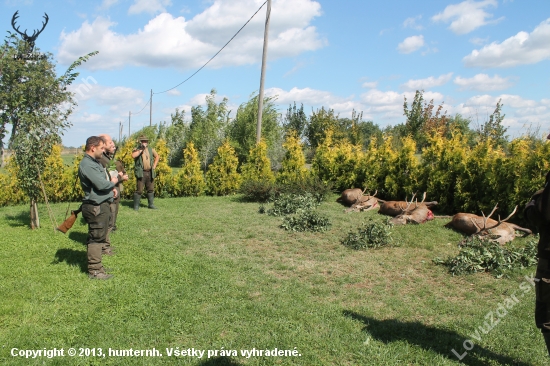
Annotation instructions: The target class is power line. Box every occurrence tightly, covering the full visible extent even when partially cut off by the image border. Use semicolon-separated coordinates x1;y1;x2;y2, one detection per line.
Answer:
130;97;150;115
154;0;268;95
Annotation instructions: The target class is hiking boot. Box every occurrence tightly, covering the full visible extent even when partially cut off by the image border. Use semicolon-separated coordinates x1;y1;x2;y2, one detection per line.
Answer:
133;193;141;211
147;192;158;209
88;271;113;280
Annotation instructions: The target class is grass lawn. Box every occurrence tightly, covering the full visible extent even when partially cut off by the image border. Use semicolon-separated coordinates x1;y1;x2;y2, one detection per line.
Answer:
0;195;546;365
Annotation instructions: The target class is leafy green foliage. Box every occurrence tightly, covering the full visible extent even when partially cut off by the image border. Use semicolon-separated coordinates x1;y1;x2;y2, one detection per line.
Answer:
283;102;307;138
433;236;538;277
277;132;308;185
0;34;97;226
205;140;241;196
479;99;508;149
311;129;364;191
240;139;275;183
281;210;331;232
341;218;394;250
228;93;282;164
267;193;320;217
171;141;206;197
187;89;230;170
163;108;189;167
239;179;276;202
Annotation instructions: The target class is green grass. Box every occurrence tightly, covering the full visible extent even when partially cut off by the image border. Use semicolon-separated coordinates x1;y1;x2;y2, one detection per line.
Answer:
0;195;546;365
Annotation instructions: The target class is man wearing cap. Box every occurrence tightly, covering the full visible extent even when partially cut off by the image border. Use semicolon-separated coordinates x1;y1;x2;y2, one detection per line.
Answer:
79;136;122;280
526;132;550;355
131;135;159;210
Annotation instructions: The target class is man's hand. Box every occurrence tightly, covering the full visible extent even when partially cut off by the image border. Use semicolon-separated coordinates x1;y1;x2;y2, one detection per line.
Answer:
122;173;129;181
110;175;119;184
113;188;118;199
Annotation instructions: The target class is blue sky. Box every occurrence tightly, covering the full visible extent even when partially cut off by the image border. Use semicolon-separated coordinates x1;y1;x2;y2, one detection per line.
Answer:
1;0;549;146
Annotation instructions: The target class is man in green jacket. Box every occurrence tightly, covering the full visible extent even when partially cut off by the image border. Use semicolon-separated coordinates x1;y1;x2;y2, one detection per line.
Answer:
131;135;159;210
99;134;128;236
79;136;122;280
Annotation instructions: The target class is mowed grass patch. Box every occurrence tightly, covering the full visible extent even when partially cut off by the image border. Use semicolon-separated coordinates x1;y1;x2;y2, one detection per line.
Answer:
0;195;544;365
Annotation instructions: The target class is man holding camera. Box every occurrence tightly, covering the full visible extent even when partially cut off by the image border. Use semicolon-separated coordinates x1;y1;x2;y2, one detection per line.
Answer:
131;135;159;210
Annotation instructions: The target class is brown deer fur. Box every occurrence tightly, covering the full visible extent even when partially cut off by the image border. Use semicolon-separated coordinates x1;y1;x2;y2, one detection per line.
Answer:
337;188;379;213
445;205;532;245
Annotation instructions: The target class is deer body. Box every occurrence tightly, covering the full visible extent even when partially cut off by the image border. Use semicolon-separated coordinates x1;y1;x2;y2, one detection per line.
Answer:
337;188;379;213
445;206;532;245
378;192;437;225
391;204;435;225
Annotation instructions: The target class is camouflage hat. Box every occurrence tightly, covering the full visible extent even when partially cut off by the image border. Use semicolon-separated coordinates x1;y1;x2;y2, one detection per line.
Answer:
138;135;149;142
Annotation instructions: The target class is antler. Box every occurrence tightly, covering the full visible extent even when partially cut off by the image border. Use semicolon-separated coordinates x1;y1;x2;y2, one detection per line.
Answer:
403;192;417;212
11;11;26;38
472;204;518;234
480;204;499;231
29;13;49;40
415;192;427;208
11;11;49;42
484;205;518;231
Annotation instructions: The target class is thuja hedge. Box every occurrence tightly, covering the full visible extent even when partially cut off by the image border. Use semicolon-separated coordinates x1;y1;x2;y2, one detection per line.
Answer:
1;132;549;219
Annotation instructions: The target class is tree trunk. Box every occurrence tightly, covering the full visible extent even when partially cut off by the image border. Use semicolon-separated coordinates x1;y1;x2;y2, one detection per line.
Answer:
0;144;4;168
30;198;40;229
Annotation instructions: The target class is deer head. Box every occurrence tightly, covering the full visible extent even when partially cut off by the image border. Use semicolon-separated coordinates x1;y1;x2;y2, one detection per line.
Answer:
11;11;49;53
471;204;518;236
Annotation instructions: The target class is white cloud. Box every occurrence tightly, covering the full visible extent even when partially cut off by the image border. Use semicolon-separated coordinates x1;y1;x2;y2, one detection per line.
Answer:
100;0;119;10
454;94;550;136
469;36;489;45
129;0;172;15
167;89;181;96
401;73;453;90
403;15;423;30
463;18;550;68
397;35;424;54
432;0;501;35
265;87;346;107
58;0;326;70
68;82;145;114
361;81;378;89
454;74;513;91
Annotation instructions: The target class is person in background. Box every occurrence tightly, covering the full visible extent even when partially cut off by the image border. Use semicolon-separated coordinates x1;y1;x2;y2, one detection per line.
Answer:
131;135;159;210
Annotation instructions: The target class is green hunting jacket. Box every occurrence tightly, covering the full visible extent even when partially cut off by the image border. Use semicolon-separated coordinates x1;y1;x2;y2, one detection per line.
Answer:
133;146;156;180
79;154;116;205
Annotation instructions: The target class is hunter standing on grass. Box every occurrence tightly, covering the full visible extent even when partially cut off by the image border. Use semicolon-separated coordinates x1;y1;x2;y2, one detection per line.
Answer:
131;135;159;210
79;136;121;280
525;132;550;355
99;134;128;236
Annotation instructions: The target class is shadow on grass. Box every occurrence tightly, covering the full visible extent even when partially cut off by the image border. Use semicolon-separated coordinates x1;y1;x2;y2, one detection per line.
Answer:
343;311;530;366
198;357;242;366
68;231;88;245
52;248;87;273
5;211;30;227
120;199;135;209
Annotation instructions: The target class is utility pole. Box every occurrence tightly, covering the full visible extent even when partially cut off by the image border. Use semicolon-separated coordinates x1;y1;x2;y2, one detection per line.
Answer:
256;0;271;143
150;89;152;127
